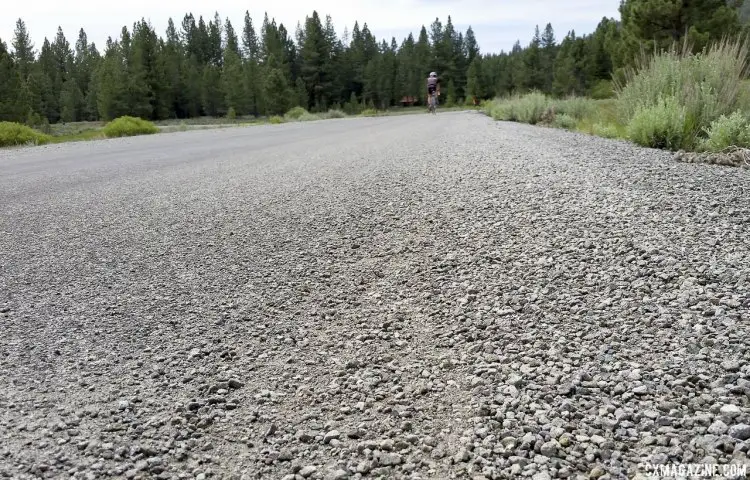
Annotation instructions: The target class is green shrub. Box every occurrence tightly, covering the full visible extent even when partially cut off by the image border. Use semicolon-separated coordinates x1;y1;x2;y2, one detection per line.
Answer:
513;92;550;124
284;106;308;120
553;113;577;130
360;108;378;117
627;96;687;150
698;110;750;152
102;116;159;138
0;121;53;147
590;80;614;100
615;37;749;150
325;109;346;119
591;123;622;139
554;96;598;120
39;117;52;135
298;112;321;122
486;92;551;124
485;100;512;121
269;115;285;124
226;107;237;120
25;110;44;128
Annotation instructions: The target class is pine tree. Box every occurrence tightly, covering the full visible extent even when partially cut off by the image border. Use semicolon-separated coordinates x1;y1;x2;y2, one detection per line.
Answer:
160;19;184;118
12;19;36;79
127;20;158;119
444;79;457;106
465;26;479;63
202;64;224;116
295;77;307;108
466;57;483;100
196;16;210;65
414;27;431;104
225;19;240;56
73;29;100;121
263;54;291;115
363;58;378;105
60;77;83;122
507;40;525;93
540;23;557;93
38;38;60;122
323;15;343;108
524;25;544;91
208;12;223;67
222;48;246;113
183;55;202;117
95;38;127;120
0;38;31;122
242;11;260;61
25;67;45;122
619;0;742;61
552;32;588;96
300;11;329;110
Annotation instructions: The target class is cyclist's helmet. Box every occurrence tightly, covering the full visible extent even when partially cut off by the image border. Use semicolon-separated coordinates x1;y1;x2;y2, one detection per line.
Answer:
429;72;437;78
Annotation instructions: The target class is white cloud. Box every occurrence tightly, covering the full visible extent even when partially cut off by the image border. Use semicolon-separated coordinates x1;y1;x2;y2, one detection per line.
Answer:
1;0;621;54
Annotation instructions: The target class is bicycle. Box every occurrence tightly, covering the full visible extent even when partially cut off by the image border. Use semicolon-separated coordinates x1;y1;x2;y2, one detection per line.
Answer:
428;92;439;114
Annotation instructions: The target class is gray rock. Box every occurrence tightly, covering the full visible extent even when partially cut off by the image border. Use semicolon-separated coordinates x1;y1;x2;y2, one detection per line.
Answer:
589;467;606;478
323;430;341;444
299;466;318;478
720;404;741;418
278;450;294;462
375;452;402;466
540;441;558;458
329;469;348;480
454;449;471;463
295;431;314;443
728;424;750;441
632;385;648;395
722;360;742;372
356;461;370;474
708;421;729;436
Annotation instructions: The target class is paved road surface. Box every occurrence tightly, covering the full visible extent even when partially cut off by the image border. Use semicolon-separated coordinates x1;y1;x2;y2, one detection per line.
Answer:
1;113;749;480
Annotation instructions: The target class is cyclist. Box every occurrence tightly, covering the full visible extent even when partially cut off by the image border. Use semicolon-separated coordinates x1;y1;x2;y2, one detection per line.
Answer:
426;72;440;111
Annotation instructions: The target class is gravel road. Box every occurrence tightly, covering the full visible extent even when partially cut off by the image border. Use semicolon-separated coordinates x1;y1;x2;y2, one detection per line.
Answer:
1;112;749;480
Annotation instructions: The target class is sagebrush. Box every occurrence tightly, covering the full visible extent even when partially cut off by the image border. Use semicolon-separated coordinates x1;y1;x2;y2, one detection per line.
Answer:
284;106;308;120
615;37;750;150
626;96;687;150
0;122;53;147
698;111;750;152
102;116;159;137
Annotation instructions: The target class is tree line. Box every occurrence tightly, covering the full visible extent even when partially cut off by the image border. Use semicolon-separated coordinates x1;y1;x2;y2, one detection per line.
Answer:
1;0;747;125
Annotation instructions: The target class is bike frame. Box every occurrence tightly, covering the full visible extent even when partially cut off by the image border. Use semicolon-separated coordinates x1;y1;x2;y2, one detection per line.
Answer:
429;92;438;114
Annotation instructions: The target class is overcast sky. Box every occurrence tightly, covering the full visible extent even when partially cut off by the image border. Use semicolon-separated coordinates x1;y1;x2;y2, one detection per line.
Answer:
1;0;621;55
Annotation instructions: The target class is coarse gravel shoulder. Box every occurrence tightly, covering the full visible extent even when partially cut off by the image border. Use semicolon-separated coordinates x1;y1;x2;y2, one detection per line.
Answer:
1;112;749;480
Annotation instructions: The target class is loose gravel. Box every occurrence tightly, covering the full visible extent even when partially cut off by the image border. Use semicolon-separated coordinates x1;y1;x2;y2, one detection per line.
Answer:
1;113;749;480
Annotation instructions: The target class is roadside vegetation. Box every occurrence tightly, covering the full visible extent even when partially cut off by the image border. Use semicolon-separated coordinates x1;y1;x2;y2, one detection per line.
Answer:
0;121;52;147
102;116;159;137
484;36;750;168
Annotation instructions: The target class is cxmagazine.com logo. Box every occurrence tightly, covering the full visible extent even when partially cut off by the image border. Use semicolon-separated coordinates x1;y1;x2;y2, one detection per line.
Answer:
638;462;748;478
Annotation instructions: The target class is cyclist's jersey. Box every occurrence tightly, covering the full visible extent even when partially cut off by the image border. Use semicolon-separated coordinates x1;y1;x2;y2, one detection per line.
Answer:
427;77;439;92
